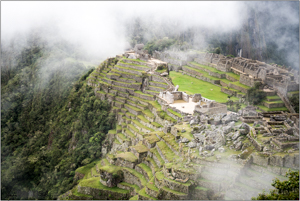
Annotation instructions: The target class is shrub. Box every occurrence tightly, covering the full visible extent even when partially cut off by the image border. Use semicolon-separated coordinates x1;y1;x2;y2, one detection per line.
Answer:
252;170;299;200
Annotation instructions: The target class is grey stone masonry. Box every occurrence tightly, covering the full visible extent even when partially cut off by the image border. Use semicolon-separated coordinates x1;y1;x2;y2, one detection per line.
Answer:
122;58;152;68
118;62;151;71
149;81;168;88
151;74;165;82
114;66;144;76
77;186;130;200
187;62;226;79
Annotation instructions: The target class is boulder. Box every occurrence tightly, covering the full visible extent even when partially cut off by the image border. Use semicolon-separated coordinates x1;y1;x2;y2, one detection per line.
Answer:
218;147;225;153
235;141;243;151
239;123;250;135
181;138;189;143
223;126;233;134
253;120;264;127
190;119;198;126
222;113;238;123
188;141;197;148
228;121;235;127
205;145;215;151
231;131;240;140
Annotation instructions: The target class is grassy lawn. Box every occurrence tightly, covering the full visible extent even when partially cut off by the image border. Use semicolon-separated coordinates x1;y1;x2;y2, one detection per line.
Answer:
134;90;154;98
266;95;280;99
79;177;129;193
150;81;168;85
219;78;233;84
225;72;240;80
122;56;147;63
257;105;289;112
116;152;138;163
170;71;239;103
183;65;219;80
167;108;182;118
264;100;284;104
75;159;101;177
231;81;251;89
287;91;299;95
190;62;224;74
119;60;150;69
149;100;162;111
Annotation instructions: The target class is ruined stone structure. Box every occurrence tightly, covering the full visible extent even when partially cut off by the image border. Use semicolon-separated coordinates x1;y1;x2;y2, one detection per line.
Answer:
154;50;299;98
194;98;227;115
60;48;299;201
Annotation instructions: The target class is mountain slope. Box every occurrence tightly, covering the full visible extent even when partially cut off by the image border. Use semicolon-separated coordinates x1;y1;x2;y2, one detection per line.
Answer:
1;42;114;199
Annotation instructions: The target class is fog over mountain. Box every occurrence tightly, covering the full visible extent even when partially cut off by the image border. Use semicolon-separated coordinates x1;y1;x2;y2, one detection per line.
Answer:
2;1;298;67
1;2;299;200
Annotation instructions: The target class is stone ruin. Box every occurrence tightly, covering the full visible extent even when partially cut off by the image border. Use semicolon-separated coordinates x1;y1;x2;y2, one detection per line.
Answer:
125;44;152;61
153;50;299;97
159;91;189;104
194;96;227;115
62;52;299;201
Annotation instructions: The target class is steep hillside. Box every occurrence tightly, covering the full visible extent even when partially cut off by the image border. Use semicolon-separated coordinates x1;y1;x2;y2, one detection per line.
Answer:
1;43;113;200
58;54;299;200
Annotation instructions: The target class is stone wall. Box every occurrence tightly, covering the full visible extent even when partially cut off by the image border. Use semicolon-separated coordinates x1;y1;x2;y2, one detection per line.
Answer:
182;92;189;102
287;83;299;92
228;83;248;94
194;58;214;67
172;91;182;100
182;66;203;77
194;103;227;115
150;81;168;88
252;153;269;167
164;57;187;66
263;102;285;109
122;59;152;68
247;132;264;151
151;74;165;83
225;74;239;82
239;74;260;87
220;81;228;87
118;63;150;71
112;85;135;95
257;68;267;81
169;64;182;71
114;66;143;76
134;92;155;101
77;186;130;200
244;68;258;78
159;91;174;103
118;72;143;83
221;87;236;96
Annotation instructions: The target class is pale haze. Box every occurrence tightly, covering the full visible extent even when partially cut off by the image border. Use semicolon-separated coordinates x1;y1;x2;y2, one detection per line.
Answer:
2;1;246;59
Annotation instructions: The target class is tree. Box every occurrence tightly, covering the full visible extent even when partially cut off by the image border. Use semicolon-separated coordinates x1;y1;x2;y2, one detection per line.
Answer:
289;95;299;113
246;82;266;105
252;169;299;200
235;103;241;112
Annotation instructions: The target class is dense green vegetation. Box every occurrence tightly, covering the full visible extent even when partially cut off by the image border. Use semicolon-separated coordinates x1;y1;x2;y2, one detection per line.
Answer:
246;83;266;105
1;42;114;199
252;170;299;200
144;38;177;55
288;95;299;113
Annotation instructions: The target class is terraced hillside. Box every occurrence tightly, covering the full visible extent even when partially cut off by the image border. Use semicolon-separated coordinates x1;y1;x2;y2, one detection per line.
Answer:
58;55;299;200
172;60;290;112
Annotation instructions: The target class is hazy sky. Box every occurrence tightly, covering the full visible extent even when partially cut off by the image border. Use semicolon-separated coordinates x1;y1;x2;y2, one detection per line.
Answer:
2;1;247;58
1;1;299;68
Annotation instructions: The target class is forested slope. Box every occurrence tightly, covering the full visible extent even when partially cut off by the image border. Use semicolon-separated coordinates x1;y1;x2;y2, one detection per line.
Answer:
1;42;114;199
